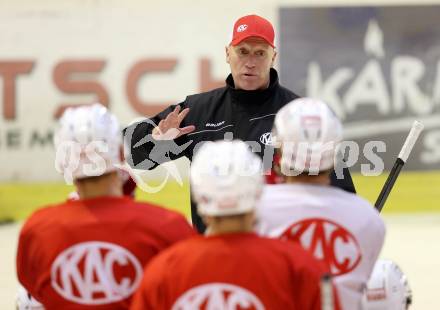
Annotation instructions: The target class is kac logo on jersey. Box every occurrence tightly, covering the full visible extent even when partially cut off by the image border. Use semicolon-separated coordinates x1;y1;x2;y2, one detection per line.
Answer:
237;24;248;32
260;132;273;146
51;241;142;305
281;218;362;276
172;283;265;310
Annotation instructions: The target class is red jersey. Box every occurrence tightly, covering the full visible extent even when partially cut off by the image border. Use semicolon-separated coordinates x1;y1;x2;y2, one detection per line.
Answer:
130;233;340;310
16;196;195;310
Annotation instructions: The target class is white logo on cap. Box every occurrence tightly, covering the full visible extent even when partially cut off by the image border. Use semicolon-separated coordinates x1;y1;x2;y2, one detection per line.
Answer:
237;24;248;32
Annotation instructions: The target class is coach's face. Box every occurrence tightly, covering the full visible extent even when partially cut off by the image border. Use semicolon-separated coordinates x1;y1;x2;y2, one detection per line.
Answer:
226;37;276;91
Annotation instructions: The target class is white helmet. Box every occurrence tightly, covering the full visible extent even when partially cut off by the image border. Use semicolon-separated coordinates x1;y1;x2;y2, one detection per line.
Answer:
54;103;122;182
361;259;412;310
273;97;343;175
191;140;263;216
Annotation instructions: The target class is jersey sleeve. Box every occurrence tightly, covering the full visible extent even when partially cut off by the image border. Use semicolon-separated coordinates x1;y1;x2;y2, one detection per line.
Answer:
364;213;386;277
287;244;342;310
160;212;196;245
16;217;43;302
130;282;155;310
130;254;170;310
123;100;192;170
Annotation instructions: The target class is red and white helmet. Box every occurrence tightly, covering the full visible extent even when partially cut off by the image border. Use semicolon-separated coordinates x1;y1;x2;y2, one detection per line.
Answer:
361;259;412;310
190;140;263;216
54;103;122;182
273;97;343;175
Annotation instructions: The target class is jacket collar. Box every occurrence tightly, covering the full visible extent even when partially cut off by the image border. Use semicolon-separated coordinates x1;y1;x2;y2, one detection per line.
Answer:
226;68;279;105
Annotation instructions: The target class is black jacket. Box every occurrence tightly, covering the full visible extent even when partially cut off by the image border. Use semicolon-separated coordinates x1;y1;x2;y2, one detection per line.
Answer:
127;69;300;165
126;69;354;188
125;69;355;231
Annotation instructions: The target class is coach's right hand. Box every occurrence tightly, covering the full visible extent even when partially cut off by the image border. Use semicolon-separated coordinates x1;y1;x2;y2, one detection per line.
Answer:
152;106;195;140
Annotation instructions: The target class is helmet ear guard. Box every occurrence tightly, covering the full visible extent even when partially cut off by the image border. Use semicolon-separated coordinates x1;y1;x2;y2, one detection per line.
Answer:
361;259;412;310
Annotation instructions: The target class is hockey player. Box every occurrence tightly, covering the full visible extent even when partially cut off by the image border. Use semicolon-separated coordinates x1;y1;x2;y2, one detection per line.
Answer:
361;259;412;310
16;104;194;309
130;140;340;310
256;98;385;310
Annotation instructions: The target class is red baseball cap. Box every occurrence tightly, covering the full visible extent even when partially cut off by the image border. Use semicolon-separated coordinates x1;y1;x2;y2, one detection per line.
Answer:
230;14;275;48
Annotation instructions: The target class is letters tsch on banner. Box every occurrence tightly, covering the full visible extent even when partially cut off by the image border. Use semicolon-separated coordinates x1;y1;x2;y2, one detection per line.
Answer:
0;59;223;121
0;58;223;153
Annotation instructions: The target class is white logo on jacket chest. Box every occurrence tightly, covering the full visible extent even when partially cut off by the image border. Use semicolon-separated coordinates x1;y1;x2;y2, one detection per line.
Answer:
260;132;273;146
51;241;142;305
206;121;225;127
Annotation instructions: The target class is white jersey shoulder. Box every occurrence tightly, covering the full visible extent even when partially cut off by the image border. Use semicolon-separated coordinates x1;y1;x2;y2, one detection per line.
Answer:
256;184;384;237
256;183;385;310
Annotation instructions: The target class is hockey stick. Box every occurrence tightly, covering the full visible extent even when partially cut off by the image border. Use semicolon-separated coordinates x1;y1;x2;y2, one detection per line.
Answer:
374;121;424;212
320;273;334;310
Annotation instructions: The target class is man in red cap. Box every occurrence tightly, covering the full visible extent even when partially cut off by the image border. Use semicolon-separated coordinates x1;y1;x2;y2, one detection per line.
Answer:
227;14;276;90
125;14;356;233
